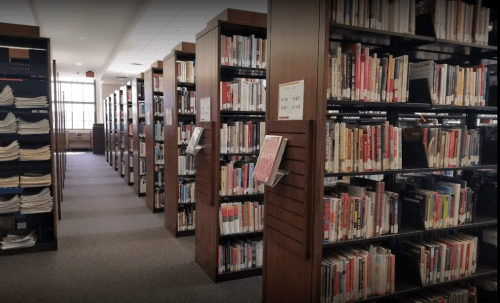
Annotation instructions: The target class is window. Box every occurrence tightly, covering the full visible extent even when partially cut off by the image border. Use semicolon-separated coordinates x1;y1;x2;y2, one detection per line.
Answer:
58;81;95;129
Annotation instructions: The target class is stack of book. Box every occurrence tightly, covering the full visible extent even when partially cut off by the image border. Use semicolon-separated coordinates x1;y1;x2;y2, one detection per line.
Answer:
218;237;263;274
178;155;195;175
19;174;52;187
220;162;264;196
0;141;20;161
154;166;164;187
220;34;267;68
177;61;195;83
220;79;266;111
17;118;50;135
20;187;53;214
321;244;395;303
331;0;416;34
154;120;164;141
402;233;478;285
400;285;472;303
178;124;194;144
325;121;402;173
177;88;196;114
327;44;410;102
154;189;164;209
154;95;164;116
154;143;164;165
410;61;489;106
178;182;195;203
153;75;163;92
220;121;265;154
19;145;51;161
0;175;19;188
0;113;17;133
219;201;264;235
0;85;14;106
0;195;20;214
1;231;37;250
178;205;196;231
323;179;399;244
15;96;48;108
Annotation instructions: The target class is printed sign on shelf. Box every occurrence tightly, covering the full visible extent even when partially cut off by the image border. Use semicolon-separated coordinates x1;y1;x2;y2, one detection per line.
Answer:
166;108;173;126
278;80;304;121
200;97;211;122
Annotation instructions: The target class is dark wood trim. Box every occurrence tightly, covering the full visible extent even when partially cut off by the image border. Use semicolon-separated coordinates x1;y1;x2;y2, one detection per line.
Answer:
0;22;40;38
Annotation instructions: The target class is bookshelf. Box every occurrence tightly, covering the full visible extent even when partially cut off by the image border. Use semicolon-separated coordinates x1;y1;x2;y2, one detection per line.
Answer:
117;89;125;177
144;61;164;213
53;61;66;218
111;92;119;171
0;30;58;255
263;0;497;302
132;78;145;197
104;96;109;163
163;42;197;237
194;9;267;283
123;83;133;186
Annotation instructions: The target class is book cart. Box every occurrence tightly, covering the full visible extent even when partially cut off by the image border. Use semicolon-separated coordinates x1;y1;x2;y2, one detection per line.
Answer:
123;83;134;186
194;9;267;283
132;78;146;197
0;28;59;255
144;62;164;212
262;0;497;302
163;42;197;237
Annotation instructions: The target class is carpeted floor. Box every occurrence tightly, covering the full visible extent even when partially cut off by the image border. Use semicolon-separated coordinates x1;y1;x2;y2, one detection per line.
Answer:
0;152;262;303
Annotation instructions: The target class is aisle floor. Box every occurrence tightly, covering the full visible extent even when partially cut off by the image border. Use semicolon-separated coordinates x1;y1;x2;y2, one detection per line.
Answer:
0;152;262;303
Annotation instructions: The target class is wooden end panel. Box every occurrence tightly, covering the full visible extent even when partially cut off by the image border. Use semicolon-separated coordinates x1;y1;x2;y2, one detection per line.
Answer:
0;22;40;38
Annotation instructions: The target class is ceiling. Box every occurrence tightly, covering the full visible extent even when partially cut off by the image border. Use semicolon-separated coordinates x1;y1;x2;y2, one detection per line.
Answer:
0;0;267;84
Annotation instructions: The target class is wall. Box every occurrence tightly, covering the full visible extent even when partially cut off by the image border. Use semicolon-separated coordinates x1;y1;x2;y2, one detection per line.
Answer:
95;82;121;123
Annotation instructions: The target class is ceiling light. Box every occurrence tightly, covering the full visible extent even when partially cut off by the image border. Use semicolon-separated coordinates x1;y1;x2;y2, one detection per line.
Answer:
130;63;143;66
76;62;82;66
78;37;86;40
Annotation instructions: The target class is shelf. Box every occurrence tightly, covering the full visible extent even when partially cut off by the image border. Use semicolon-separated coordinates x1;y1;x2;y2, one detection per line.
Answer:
153;207;164;213
177;82;195;87
420;265;497;289
324;165;497;177
424;215;497;233
220;110;266;116
178;114;196;120
220;194;264;200
153;91;163;96
176;229;195;237
178;174;196;178
220;153;259;157
220;65;266;79
0;241;57;256
0;107;50;117
0;160;51;172
0;187;24;194
178;202;196;207
219;231;263;239
216;267;263;283
0;134;51;143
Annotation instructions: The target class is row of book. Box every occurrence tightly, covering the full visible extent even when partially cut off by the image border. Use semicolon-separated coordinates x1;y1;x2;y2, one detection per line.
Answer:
323;178;399;243
0;142;51;162
139;158;146;175
404;127;481;168
219;201;264;235
220;121;266;154
139;140;146;157
178;182;195;204
220;34;267;69
331;0;416;35
177;60;195;83
327;45;410;103
410;61;489;106
220;162;265;197
178;123;195;145
154;189;164;209
401;285;473;303
178;205;195;231
154;143;164;165
139;102;146;117
154;166;164;187
430;0;491;45
0;86;48;108
220;79;266;111
153;95;164;116
321;244;395;303
154;121;164;141
325;121;403;173
218;238;263;274
153;75;163;93
402;233;478;285
177;87;196;114
178;155;195;176
138;122;146;137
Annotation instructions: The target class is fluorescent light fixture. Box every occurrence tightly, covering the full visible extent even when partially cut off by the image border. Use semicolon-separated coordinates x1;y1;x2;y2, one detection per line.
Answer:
76;62;83;66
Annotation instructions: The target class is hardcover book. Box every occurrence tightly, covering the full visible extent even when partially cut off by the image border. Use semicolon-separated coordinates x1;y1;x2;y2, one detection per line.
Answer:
253;135;288;186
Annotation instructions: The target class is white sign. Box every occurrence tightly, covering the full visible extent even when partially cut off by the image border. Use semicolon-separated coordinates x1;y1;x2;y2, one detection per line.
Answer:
200;97;211;122
166;108;173;126
146;111;151;125
278;80;304;120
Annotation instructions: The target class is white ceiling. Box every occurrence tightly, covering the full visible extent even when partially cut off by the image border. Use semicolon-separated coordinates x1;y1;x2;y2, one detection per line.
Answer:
0;0;267;84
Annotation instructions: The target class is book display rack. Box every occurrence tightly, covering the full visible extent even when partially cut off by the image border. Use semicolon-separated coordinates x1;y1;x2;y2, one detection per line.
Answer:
123;83;134;186
132;78;146;197
0;29;60;255
145;62;165;212
194;9;267;283
263;0;497;302
163;42;197;237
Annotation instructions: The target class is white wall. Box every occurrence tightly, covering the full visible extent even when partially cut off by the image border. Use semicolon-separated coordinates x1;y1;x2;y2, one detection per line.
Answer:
95;82;121;123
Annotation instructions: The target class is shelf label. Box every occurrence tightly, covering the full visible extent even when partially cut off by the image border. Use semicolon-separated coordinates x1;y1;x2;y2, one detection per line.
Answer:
278;80;304;120
200;97;211;122
146;111;151;125
166;108;173;126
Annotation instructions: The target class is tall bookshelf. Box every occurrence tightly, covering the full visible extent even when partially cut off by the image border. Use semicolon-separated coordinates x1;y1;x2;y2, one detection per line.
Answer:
111;92;118;171
132;78;146;197
144;62;165;213
194;9;268;283
117;89;125;177
123;83;134;186
0;29;58;255
262;0;497;302
163;42;197;237
104;96;110;163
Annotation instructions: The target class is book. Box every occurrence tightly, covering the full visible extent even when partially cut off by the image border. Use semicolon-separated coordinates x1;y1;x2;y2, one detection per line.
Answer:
186;127;203;154
253;135;288;186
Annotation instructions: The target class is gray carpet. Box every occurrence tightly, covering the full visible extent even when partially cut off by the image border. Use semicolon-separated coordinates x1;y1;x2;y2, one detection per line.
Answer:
0;152;262;303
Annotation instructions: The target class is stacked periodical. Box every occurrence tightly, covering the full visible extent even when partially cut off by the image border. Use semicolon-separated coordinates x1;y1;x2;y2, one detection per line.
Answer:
17;118;50;135
20;187;53;214
19;145;51;161
0;113;17;133
0;195;21;214
15;96;48;108
0;141;20;161
0;86;14;106
1;230;37;250
0;175;20;188
20;174;52;188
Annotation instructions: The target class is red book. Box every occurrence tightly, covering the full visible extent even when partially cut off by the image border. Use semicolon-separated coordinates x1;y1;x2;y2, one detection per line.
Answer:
370;127;376;171
221;82;228;110
248;122;253;153
348;196;353;239
362;48;370;101
324;198;331;241
253;135;287;186
448;130;456;167
241;202;246;232
243;165;248;194
423;128;429;151
225;37;229;66
376;181;384;236
465;241;470;275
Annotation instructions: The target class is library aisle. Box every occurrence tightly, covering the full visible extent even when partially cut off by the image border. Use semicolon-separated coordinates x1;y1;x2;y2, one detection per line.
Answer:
0;152;261;303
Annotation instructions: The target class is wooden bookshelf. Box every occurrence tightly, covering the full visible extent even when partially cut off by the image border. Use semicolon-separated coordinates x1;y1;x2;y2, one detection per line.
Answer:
263;1;498;302
0;31;58;255
132;78;145;196
163;42;197;237
194;8;267;283
117;89;125;177
144;62;164;212
112;91;119;171
123;83;133;185
106;96;113;166
104;97;109;163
